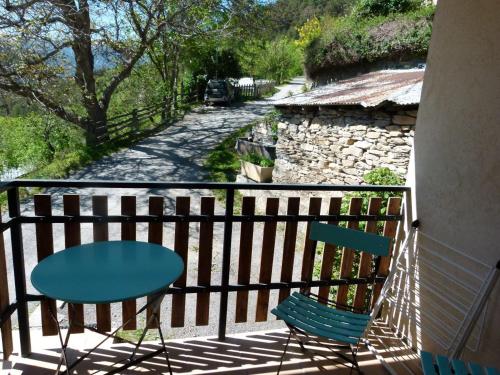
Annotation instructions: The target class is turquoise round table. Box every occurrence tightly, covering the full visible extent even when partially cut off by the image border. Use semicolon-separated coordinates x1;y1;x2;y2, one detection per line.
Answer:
30;240;184;375
31;240;184;304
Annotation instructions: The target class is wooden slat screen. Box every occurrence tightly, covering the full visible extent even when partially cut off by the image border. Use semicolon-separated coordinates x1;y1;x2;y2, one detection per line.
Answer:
196;197;215;326
353;197;382;310
63;195;84;333
121;196;137;330
255;197;280;322
34;195;58;336
92;195;111;332
235;196;256;323
336;197;363;307
171;196;190;327
0;207;13;359
300;197;322;293
278;197;300;304
317;197;342;302
14;190;403;340
147;196;164;329
372;197;402;306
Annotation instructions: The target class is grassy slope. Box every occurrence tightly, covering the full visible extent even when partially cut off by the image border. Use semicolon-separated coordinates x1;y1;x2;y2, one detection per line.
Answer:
305;6;435;79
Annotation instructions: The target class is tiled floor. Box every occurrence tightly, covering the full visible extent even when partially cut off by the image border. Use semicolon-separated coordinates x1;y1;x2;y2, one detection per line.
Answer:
2;324;420;374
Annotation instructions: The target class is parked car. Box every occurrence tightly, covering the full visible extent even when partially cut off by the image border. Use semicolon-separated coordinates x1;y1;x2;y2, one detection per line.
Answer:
204;79;235;105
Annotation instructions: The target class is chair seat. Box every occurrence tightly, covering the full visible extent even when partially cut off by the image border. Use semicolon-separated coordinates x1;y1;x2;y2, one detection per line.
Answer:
271;292;370;345
421;351;500;375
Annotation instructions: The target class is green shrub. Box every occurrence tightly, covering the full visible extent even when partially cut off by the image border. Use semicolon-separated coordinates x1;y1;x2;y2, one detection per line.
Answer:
0;114;84;175
253;38;303;84
304;6;435;78
364;167;404;185
342;167;405;223
354;0;423;17
241;152;274;167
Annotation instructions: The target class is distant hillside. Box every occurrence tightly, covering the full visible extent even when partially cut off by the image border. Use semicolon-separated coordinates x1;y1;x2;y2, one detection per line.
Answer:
263;0;354;37
304;6;435;82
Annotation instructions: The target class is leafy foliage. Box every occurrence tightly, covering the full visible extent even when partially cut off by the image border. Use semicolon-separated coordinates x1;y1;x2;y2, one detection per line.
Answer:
295;17;322;49
262;0;355;37
342;167;405;224
354;0;423;17
304;6;435;79
241;153;274;167
0;114;84;175
253;39;303;84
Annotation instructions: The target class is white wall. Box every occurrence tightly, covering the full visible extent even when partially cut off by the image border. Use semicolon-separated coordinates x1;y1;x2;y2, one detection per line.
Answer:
410;0;500;365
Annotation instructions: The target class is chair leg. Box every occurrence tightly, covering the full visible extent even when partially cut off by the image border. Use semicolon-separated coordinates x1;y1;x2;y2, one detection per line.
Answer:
349;342;362;375
277;331;292;375
289;328;306;352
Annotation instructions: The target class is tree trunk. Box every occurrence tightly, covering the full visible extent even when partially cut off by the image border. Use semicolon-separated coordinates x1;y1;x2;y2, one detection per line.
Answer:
85;107;108;147
161;94;169;123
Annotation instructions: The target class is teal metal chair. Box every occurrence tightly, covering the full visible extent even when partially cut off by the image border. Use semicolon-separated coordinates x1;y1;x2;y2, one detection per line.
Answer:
421;351;500;375
419;260;500;375
271;221;392;374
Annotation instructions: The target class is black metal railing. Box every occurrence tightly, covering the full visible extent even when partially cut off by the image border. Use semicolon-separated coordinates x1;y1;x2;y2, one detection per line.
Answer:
0;179;410;358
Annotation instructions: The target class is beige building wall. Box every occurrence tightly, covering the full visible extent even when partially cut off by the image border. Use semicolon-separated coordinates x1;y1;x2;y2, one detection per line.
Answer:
409;0;500;366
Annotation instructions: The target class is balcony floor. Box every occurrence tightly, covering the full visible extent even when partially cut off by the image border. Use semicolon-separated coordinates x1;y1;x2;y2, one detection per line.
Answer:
1;325;410;375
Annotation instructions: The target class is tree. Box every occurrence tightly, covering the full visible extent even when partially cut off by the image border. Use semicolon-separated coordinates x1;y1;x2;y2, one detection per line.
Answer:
141;1;255;119
254;38;302;84
0;0;200;145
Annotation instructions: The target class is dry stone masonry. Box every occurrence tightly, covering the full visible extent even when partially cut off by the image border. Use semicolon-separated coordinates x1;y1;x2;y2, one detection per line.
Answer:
273;107;416;184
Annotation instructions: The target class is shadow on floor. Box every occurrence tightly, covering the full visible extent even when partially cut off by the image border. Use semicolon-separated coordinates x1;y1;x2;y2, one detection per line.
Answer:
5;330;391;374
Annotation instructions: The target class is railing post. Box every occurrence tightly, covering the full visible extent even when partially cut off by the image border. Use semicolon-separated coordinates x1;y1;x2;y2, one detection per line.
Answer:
132;109;139;135
218;188;234;340
7;187;31;356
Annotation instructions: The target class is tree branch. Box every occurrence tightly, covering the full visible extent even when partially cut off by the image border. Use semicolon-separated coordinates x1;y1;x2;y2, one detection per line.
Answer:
0;80;83;128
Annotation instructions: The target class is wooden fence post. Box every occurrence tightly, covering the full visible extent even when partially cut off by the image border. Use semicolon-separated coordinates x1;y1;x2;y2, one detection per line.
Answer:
132;109;139;134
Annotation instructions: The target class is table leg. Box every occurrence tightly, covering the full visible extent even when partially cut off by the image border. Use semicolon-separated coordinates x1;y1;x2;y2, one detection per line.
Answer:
46;292;173;374
48;302;72;375
129;292;164;360
129;292;173;375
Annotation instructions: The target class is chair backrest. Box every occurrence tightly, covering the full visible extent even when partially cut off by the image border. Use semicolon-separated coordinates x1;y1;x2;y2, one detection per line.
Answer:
309;222;392;256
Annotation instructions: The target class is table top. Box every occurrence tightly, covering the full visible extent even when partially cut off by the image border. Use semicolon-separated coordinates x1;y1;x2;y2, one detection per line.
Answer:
31;241;184;304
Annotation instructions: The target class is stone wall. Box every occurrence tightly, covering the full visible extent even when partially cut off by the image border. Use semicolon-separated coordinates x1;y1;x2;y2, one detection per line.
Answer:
274;106;416;184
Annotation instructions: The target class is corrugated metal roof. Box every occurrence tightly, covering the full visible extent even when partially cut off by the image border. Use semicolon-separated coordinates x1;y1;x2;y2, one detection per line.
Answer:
274;69;424;108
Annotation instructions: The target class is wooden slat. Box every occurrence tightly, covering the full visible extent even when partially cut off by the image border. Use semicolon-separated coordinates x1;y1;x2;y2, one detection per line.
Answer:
171;196;190;327
34;195;58;336
92;196;111;332
278;197;300;304
196;197;215;326
300;197;322;293
335;197;363;307
63;195;84;333
0;207;13;359
255;198;280;322
121;196;136;330
372;197;402;306
235;197;256;323
147;196;164;329
317;197;342;302
353;197;382;311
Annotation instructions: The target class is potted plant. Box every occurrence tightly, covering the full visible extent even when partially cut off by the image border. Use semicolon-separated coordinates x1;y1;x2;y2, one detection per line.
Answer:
240;152;274;182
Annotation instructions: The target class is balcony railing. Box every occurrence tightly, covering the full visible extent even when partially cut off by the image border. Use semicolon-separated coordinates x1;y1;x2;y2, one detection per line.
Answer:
0;179;410;360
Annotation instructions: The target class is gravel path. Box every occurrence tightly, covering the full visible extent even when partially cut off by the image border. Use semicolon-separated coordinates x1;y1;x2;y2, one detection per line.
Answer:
2;77;309;339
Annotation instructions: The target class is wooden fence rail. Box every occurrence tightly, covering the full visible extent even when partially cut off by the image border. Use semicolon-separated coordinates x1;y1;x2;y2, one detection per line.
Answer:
234;81;276;99
0;181;408;358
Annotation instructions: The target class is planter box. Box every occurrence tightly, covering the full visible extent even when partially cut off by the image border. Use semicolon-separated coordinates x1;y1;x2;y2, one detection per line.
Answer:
241;161;274;183
236;138;276;160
